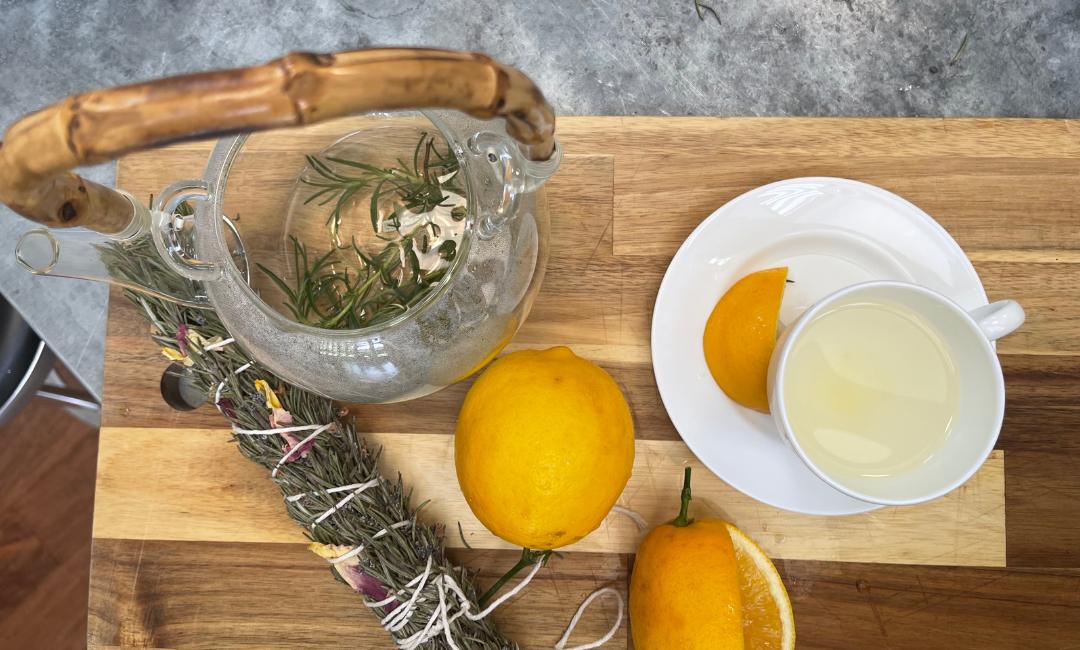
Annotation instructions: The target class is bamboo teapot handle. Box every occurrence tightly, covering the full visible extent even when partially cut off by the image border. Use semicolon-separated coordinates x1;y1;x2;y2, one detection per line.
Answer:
0;48;556;233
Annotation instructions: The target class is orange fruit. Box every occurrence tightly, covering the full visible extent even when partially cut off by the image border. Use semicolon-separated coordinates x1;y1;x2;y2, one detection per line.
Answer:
703;266;788;412
726;521;796;649
631;516;744;649
455;346;635;549
630;469;795;650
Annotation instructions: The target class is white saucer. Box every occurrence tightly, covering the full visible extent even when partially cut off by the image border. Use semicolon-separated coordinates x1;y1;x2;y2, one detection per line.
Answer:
651;178;989;515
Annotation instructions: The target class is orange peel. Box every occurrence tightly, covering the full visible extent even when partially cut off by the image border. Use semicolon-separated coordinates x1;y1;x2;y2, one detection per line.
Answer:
703;267;788;412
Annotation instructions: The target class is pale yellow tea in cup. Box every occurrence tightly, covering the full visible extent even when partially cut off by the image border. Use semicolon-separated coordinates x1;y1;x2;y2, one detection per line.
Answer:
782;300;959;480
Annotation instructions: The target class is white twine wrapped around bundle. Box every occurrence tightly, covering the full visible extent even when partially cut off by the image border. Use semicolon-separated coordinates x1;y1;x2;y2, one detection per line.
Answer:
311;544;624;650
228;372;650;649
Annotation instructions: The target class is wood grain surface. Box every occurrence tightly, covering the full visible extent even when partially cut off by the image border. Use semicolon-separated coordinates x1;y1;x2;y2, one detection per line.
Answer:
91;117;1080;648
0;379;97;649
93;427;1005;564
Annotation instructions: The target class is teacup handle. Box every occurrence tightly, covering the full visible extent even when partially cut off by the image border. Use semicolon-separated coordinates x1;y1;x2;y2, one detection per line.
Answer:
968;300;1025;341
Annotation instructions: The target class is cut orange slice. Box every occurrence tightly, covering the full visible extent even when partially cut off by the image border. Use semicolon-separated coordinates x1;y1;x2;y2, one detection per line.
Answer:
726;522;796;650
702;267;788;412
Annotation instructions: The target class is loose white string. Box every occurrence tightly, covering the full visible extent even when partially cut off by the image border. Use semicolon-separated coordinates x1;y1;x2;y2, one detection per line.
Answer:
461;559;544;621
438;579;464;650
371;520;412;540
611;505;648;531
364;558;545;649
232;423;322;437
308;476;378;526
213;361;253;411
554;587;624;650
365;591;400;609
286;482;371;503
357;555;620;649
399;597;444;650
398;576;466;650
290;484;407;560
272;422;333;478
202;337;235;351
273;455;631;648
385;591;449;650
383;555;435;633
328;543;366;566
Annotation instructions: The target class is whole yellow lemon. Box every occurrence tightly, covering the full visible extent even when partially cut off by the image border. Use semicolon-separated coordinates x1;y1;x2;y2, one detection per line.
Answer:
454;346;635;549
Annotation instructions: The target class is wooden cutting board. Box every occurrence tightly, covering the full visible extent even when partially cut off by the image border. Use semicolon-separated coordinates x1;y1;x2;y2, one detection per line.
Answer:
90;117;1080;649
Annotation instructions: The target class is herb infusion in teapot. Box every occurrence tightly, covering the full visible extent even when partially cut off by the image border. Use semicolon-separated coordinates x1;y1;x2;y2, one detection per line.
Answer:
263;129;469;330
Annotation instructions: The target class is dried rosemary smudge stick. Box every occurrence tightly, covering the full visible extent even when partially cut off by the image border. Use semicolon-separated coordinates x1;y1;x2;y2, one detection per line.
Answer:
99;228;516;649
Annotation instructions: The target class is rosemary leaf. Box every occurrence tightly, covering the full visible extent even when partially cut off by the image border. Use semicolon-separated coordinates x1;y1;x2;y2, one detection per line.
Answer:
260;132;466;331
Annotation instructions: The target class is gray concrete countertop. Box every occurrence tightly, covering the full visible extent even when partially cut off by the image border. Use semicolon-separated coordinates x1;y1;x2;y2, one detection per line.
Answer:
2;0;1077;400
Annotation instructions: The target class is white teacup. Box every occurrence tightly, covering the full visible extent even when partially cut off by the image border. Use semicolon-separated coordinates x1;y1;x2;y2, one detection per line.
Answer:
768;281;1024;506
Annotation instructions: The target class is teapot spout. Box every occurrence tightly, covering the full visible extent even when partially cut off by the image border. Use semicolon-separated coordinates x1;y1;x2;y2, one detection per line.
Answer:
15;205;210;309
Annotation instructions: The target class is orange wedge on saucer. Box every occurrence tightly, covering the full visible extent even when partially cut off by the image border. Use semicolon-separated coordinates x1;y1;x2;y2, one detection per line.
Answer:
702;267;788;412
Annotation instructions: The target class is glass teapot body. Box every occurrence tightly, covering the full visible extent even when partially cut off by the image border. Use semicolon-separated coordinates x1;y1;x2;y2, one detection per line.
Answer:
20;112;556;402
190;111;553;402
4;49;559;403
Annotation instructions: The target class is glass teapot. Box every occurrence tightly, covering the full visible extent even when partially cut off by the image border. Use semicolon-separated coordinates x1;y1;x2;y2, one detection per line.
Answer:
0;48;560;403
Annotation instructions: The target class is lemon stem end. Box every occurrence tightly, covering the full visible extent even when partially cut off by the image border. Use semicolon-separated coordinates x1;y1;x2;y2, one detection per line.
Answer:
673;466;693;527
479;547;550;606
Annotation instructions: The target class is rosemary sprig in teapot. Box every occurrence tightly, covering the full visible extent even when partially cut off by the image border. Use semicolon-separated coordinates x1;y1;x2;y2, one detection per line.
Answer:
259;132;467;330
302;132;463;247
